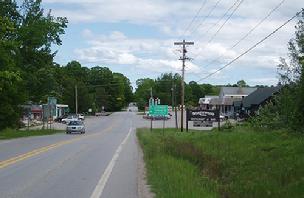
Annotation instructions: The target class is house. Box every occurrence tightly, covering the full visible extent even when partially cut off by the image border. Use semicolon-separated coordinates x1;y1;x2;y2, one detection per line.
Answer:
198;95;219;110
219;87;257;99
21;104;43;121
55;104;69;118
242;86;281;115
199;87;257;117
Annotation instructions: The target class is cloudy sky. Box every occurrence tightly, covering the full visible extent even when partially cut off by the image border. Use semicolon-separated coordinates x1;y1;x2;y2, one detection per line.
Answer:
42;0;302;87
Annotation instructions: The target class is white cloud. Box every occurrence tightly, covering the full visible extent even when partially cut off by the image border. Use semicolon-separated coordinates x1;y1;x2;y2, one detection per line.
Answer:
75;30;202;74
118;53;137;64
248;77;279;85
47;0;301;84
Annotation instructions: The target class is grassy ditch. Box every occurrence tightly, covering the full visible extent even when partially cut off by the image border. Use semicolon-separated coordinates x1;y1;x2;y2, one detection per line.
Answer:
0;128;64;140
137;127;304;198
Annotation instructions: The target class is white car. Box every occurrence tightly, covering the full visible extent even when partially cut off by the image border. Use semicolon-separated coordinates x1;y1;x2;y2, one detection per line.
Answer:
78;114;84;120
62;115;79;124
66;120;85;134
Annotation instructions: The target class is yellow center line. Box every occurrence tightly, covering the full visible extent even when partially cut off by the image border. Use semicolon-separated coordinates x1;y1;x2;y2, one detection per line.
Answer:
0;126;114;169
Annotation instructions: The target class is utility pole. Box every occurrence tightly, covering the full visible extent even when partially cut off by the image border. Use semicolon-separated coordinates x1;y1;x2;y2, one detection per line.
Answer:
150;87;153;132
150;87;153;98
75;85;78;114
171;82;178;129
174;40;194;132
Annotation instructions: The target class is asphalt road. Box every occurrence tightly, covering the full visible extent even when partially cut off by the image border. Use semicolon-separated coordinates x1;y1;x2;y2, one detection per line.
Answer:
0;111;216;198
0;112;142;198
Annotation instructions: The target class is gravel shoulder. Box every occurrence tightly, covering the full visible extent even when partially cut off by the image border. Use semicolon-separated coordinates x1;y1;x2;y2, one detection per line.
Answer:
137;137;155;198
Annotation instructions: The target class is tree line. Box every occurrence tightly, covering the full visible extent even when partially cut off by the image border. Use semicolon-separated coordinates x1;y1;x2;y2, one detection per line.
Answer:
134;73;220;110
0;0;133;130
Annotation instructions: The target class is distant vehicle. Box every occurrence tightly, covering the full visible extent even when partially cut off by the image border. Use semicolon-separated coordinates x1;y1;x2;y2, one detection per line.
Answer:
95;112;102;116
54;114;68;122
78;114;84;120
66;120;85;134
62;114;78;124
127;102;138;112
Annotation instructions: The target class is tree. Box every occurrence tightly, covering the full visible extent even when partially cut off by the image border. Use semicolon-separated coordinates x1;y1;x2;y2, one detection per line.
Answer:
0;2;25;130
236;80;248;87
251;9;304;132
135;78;155;110
17;0;68;102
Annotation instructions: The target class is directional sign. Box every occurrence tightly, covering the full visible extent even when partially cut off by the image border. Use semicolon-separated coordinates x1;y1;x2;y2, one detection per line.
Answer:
149;105;168;116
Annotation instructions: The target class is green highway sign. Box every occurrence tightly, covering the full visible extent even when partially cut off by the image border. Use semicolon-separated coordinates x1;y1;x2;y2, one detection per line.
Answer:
149;105;168;116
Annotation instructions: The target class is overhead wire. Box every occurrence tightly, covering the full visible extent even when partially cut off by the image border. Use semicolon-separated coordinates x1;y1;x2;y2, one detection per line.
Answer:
230;0;286;49
196;11;300;82
189;0;223;35
194;0;286;70
203;0;241;35
206;0;245;44
180;0;208;39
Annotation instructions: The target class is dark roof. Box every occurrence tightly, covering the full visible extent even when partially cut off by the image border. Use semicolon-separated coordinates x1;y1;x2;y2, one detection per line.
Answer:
220;87;257;96
243;86;281;108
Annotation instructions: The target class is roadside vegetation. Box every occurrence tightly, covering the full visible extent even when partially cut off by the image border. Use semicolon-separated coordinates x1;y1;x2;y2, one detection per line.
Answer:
250;10;304;133
137;127;304;198
137;12;304;198
0;129;64;140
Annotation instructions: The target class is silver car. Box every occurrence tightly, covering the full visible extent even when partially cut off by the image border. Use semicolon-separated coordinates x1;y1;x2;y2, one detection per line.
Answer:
66;120;85;134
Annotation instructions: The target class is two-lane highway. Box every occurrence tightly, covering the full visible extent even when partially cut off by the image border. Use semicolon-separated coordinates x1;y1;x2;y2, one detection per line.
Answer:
0;112;140;198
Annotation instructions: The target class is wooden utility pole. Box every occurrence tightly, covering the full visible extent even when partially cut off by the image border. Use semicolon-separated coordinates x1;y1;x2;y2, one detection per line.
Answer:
75;85;78;114
174;40;194;132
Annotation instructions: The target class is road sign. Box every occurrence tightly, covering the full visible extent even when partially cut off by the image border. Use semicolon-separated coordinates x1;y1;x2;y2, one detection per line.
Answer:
186;109;220;131
187;109;219;122
149;105;168;116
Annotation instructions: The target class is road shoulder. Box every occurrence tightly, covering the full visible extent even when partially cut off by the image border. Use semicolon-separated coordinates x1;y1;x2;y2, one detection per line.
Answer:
137;134;155;198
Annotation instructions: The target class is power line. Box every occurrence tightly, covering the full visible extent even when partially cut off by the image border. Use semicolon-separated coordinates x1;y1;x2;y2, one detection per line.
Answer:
230;0;286;49
197;11;300;82
194;0;287;69
203;0;240;35
180;0;207;38
190;0;223;35
207;0;245;44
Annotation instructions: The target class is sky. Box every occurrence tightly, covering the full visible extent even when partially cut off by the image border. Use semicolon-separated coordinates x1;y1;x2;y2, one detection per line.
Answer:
41;0;302;87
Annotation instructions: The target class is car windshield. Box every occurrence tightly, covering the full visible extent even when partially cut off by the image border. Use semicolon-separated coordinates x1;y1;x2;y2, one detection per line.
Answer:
68;121;83;126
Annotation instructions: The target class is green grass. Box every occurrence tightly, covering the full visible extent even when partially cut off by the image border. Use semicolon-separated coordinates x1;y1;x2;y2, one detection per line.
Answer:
137;127;304;198
0;128;64;140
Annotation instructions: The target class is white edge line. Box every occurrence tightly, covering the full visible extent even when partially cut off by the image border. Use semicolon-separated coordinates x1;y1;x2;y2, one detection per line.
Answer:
90;127;133;198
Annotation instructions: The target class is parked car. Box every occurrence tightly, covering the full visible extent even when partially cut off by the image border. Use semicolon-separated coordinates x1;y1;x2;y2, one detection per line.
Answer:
78;114;84;120
54;114;68;122
66;120;85;134
95;112;102;116
62;114;78;124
